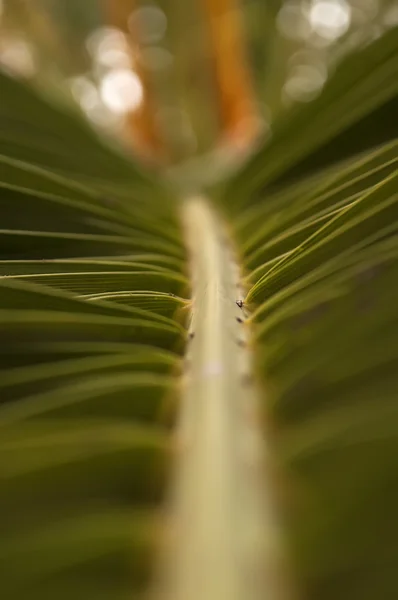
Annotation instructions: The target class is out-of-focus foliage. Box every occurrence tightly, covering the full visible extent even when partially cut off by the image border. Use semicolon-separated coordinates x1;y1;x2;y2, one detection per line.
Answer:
245;0;398;125
2;0;397;163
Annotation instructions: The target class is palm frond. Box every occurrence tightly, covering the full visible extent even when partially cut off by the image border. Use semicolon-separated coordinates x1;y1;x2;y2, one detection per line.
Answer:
0;23;397;600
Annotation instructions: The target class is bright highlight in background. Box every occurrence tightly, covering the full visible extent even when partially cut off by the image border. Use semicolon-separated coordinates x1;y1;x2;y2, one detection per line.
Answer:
86;27;132;69
99;68;144;114
309;0;352;40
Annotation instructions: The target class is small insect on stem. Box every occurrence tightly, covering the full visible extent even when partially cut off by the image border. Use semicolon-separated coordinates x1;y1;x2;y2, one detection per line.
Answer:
236;300;244;308
236;317;244;323
188;332;195;340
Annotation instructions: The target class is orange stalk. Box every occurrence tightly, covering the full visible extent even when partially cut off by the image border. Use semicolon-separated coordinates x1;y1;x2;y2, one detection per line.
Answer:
201;0;259;150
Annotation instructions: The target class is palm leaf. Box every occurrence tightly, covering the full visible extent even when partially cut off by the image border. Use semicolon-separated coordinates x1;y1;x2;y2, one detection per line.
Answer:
0;24;397;600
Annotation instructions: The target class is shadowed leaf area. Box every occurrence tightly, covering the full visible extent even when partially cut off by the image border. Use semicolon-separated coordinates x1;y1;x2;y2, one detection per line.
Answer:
0;22;397;600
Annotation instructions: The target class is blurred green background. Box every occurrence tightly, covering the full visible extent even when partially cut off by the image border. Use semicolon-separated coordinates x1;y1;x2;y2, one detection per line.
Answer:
1;0;397;161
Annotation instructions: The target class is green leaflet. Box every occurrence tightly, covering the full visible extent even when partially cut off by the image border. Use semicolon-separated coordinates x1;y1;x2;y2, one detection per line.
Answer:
0;350;178;400
82;291;188;318
4;270;187;296
235;140;398;237
0;180;181;243
244;196;398;598
0;371;176;423
239;142;398;267
0;228;184;259
0;154;176;215
0;509;157;596
0;277;184;324
0;420;168;598
247;170;398;303
0;423;169;526
0;259;179;275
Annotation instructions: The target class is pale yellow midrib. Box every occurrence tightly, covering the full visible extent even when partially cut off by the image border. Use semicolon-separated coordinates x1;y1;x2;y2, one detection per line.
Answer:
154;196;286;600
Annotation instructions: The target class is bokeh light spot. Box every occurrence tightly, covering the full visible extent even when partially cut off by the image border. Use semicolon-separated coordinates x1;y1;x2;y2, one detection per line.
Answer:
308;0;352;40
100;68;143;114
